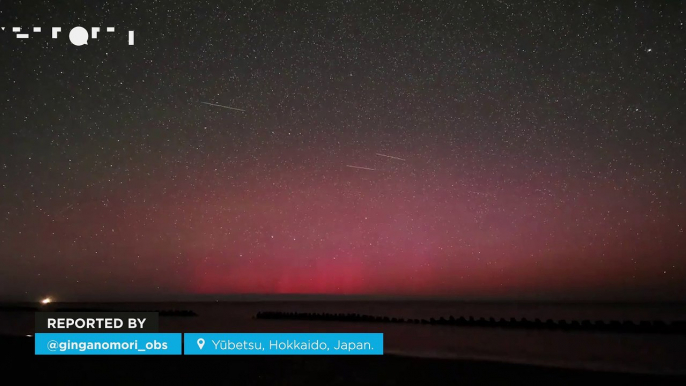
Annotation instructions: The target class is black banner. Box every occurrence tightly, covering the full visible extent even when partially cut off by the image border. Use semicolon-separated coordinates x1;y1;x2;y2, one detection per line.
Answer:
35;312;159;333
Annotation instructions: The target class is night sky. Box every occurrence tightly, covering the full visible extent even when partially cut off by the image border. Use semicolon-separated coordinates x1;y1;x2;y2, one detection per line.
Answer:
1;1;684;301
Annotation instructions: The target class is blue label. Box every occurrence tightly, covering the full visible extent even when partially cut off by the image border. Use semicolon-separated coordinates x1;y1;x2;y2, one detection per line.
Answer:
184;333;384;355
35;333;182;355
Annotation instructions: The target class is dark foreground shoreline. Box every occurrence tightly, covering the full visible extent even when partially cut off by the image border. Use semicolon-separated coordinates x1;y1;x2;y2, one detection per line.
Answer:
255;311;686;335
2;335;684;385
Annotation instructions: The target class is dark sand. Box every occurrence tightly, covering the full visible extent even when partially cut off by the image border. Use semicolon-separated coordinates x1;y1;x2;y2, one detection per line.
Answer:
2;334;684;385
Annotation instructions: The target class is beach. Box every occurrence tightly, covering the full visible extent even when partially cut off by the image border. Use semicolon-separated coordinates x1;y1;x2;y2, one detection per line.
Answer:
3;333;685;385
4;301;686;375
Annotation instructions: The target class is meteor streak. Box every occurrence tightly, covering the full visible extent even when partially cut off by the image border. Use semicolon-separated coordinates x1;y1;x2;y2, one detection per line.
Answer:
345;165;377;171
376;153;406;161
199;101;246;112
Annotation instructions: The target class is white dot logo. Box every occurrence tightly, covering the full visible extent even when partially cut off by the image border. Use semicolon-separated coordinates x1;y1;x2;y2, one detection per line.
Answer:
69;26;88;46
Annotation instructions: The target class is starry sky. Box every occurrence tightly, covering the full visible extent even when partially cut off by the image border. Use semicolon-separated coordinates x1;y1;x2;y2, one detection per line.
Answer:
0;0;684;302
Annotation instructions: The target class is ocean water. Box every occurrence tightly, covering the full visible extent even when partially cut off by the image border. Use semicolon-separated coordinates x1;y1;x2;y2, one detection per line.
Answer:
2;301;686;374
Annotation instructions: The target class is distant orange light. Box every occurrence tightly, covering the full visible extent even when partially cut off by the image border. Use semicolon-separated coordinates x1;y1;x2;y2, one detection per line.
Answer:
41;297;52;304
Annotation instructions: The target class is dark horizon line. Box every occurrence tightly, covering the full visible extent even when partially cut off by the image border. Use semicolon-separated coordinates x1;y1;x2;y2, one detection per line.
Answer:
2;293;686;305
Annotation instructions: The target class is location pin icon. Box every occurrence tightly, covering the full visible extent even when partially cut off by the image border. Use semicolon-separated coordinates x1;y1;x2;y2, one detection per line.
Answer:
197;338;205;350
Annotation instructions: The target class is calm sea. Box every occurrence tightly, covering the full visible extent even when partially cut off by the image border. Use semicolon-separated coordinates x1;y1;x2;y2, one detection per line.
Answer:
2;301;685;374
